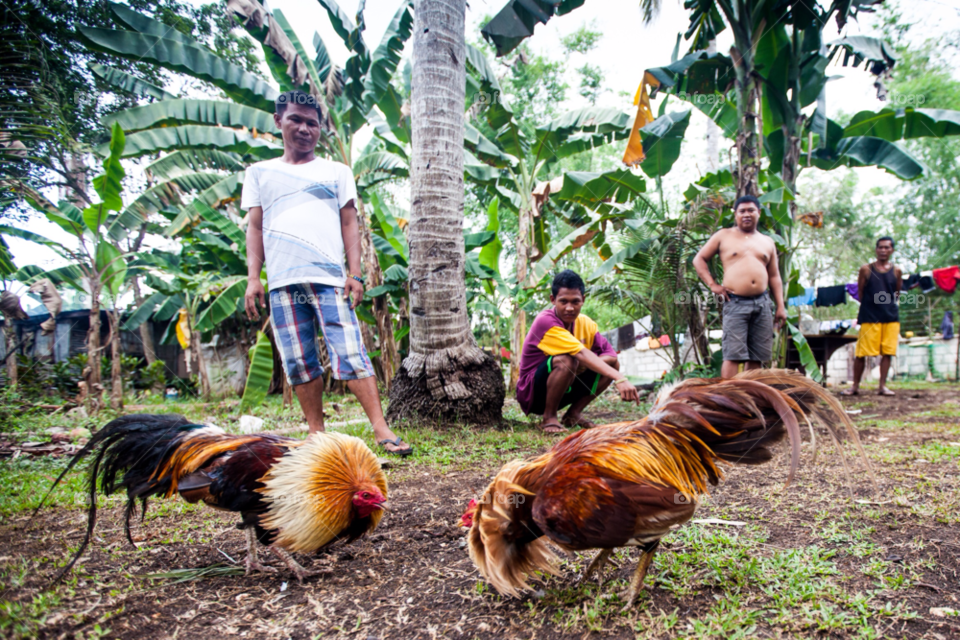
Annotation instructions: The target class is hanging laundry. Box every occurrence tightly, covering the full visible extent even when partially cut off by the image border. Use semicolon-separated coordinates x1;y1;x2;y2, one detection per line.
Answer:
919;271;937;293
636;337;650;351
788;286;816;307
845;283;860;302
658;334;671;346
601;329;619;352
903;273;921;290
648;336;661;350
815;285;847;307
932;266;960;294
941;311;955;340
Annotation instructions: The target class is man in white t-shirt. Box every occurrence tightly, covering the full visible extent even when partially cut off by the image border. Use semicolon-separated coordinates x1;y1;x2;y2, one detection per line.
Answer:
241;90;412;456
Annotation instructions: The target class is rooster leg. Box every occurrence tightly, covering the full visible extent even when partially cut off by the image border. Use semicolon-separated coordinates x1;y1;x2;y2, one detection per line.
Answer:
622;544;658;607
270;546;320;584
244;527;277;576
579;549;613;586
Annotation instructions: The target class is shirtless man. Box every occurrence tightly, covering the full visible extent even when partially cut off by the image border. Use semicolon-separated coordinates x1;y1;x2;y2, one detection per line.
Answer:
692;195;787;378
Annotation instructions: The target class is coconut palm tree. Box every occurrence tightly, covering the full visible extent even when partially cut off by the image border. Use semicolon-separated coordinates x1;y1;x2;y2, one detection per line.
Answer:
386;0;505;425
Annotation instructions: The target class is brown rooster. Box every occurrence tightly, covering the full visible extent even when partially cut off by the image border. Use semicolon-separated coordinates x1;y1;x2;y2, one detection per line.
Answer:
461;370;875;604
38;414;388;583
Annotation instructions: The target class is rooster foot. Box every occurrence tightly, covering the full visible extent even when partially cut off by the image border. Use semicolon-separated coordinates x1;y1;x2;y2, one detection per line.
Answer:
620;547;656;611
244;527;277;576
271;546;320;584
579;549;613;587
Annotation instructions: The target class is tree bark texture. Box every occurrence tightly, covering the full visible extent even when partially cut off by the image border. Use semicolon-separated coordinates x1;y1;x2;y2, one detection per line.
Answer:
86;286;103;413
731;46;760;198
509;203;533;392
190;314;211;399
387;0;504;425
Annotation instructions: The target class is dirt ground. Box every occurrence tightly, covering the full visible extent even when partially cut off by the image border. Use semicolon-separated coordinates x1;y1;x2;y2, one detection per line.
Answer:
2;383;960;639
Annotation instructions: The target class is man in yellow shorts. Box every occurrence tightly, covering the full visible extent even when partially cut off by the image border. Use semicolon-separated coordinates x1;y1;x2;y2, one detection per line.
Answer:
843;237;902;396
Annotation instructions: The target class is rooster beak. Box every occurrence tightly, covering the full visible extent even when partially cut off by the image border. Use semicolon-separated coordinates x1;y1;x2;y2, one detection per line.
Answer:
377;501;390;512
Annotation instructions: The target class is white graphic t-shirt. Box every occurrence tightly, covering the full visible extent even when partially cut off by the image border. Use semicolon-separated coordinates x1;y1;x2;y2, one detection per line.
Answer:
240;157;357;290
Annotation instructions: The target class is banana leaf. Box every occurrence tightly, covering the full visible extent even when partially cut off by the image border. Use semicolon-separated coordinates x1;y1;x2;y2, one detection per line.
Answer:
842;108;960;141
552;169;646;207
122;291;167;330
240;330;273;411
194;277;247;332
0;236;14;278
638;110;691;179
78;27;278;111
105;125;282;160
362;0;413;114
354;151;409;193
96;242;127;297
531;107;632;165
90;63;175;101
811;136;926;180
464;123;516;168
102;99;279;134
829;35;896;76
165;172;245;236
272;9;323;95
110;172;225;240
91;123;126;215
481;0;586;56
192;200;247;249
145;149;245;180
787;323;823;383
14;264;86;291
644;50;739;138
478;197;502;295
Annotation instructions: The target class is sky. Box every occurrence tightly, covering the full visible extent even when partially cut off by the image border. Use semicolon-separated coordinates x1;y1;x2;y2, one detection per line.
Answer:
8;0;960;308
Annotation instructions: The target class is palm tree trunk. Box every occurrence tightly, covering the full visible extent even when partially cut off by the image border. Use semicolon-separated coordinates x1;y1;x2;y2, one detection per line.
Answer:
509;203;533;392
387;0;504;425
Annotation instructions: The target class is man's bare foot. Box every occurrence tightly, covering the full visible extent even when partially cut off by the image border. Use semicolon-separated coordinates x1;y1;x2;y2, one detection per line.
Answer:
562;414;597;429
539;419;567;434
878;388;895;396
372;423;411;454
840;389;859;396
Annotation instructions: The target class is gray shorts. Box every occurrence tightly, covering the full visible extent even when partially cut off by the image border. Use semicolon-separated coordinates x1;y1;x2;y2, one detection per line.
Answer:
722;292;773;362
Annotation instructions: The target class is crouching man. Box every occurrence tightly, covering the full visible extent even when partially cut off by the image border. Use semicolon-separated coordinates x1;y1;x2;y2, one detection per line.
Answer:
516;270;639;433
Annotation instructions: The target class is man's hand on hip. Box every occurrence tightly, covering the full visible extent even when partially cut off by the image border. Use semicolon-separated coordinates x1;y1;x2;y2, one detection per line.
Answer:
245;279;266;321
344;278;364;310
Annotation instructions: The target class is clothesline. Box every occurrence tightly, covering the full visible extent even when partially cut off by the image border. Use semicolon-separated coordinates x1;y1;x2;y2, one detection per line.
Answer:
787;265;960;308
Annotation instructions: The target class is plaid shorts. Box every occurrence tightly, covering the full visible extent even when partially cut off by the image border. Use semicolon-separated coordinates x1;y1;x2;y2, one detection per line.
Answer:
269;283;374;385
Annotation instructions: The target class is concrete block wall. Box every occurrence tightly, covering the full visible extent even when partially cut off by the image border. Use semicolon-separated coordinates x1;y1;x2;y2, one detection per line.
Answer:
824;337;958;385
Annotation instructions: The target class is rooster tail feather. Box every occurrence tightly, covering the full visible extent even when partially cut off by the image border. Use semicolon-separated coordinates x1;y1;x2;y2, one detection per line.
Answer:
467;459;558;598
735;369;877;490
41;414;206;584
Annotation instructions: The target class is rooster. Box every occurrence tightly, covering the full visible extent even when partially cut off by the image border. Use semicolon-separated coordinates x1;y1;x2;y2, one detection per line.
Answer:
37;414;388;583
460;370;875;604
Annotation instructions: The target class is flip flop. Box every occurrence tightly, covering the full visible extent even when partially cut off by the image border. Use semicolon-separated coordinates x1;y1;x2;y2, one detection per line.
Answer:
840;389;859;396
878;389;896;396
378;437;413;457
539;419;567;434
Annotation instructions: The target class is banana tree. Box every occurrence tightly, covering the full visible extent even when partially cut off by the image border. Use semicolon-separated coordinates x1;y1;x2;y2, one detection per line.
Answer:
2;123;132;410
464;45;648;387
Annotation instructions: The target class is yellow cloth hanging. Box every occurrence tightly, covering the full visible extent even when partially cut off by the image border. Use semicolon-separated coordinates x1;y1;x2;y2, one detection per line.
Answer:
622;72;659;166
175;308;191;350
